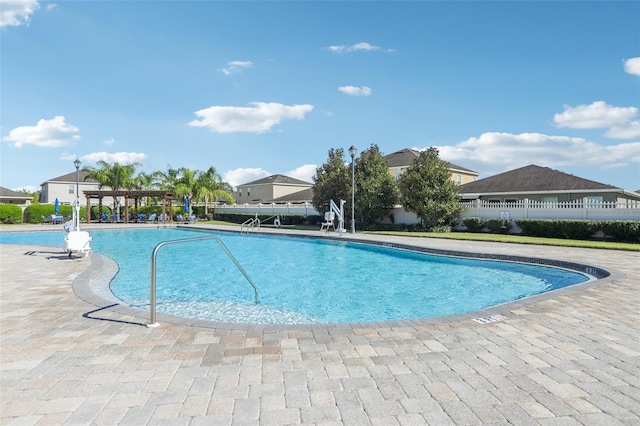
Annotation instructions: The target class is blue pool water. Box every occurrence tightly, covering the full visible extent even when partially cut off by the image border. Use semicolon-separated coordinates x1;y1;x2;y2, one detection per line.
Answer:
1;228;590;324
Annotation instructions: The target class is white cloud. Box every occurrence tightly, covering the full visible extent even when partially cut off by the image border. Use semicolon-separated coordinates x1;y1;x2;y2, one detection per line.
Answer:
553;101;637;129
224;167;270;189
436;132;640;174
604;120;640;139
0;0;39;27
2;116;80;148
286;164;317;183
80;151;147;164
325;42;393;53
221;60;254;75
103;137;115;146
188;102;314;133
624;57;640;76
338;86;372;97
46;3;56;10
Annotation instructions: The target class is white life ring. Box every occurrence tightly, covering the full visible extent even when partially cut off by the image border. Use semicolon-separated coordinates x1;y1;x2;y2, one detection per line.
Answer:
274;217;281;228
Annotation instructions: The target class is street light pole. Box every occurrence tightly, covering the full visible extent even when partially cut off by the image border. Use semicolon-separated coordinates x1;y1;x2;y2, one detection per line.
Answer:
74;158;81;229
348;145;357;234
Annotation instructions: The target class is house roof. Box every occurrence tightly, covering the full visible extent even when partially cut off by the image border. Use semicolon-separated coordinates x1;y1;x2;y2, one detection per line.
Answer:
0;186;32;199
458;165;620;194
41;171;98;185
238;174;313;187
384;148;478;174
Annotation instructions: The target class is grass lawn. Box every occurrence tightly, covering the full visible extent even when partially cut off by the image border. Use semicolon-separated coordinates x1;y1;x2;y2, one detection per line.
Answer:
201;220;640;251
369;230;640;251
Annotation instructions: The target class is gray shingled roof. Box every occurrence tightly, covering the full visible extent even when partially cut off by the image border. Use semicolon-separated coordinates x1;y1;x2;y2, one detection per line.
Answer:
383;148;478;174
458;165;619;194
42;171;98;185
0;186;32;198
239;174;313;187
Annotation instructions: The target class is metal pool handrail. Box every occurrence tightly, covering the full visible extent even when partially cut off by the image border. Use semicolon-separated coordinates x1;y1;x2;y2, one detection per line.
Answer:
147;235;259;328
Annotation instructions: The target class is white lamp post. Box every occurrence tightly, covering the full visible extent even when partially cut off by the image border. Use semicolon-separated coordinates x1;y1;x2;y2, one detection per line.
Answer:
74;158;81;230
348;145;357;234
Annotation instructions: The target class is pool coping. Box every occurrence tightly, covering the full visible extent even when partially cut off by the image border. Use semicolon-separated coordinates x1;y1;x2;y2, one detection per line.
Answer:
68;226;621;331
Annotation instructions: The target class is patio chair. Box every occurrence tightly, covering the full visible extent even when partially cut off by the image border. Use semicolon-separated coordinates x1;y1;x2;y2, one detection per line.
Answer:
147;213;157;222
186;214;196;223
320;211;335;233
41;214;51;224
176;214;184;223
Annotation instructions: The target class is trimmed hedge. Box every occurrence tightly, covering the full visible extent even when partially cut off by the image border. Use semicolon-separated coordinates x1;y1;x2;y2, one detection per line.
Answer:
0;204;23;224
462;217;485;232
214;212;321;226
485;218;512;234
515;219;640;242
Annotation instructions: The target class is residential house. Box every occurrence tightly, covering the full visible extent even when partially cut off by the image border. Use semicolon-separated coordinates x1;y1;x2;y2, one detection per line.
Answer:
0;186;32;208
235;174;314;203
383;148;479;185
39;171;113;207
457;164;640;204
457;164;640;221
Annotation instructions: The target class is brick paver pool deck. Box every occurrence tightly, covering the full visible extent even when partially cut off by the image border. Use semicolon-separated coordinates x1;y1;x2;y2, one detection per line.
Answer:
1;224;638;425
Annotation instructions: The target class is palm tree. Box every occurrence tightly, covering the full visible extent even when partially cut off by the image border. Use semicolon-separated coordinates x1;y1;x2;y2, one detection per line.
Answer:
84;161;140;215
194;167;235;216
175;167;197;204
133;171;157;206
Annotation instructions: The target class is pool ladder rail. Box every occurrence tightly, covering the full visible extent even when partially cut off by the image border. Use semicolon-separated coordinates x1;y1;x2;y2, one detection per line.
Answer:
241;215;260;233
147;235;259;328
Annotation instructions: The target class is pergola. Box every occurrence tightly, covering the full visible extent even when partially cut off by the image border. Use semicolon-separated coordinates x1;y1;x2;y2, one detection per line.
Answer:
82;190;175;224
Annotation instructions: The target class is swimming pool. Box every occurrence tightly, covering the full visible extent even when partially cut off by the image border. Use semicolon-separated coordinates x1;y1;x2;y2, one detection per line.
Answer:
0;228;598;325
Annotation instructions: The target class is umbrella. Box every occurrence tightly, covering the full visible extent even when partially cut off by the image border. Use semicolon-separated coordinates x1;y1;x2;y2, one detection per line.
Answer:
54;198;59;213
183;198;190;214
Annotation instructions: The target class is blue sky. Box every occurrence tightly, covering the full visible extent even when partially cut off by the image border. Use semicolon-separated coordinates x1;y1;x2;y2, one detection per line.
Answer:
1;0;639;193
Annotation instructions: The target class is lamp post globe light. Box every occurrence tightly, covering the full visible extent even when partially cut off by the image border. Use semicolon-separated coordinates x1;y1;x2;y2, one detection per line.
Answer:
348;145;357;234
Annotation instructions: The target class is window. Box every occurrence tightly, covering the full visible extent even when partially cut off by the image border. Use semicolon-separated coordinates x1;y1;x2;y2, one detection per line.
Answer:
68;185;75;194
247;187;251;197
586;196;603;208
457;174;462;185
238;188;242;197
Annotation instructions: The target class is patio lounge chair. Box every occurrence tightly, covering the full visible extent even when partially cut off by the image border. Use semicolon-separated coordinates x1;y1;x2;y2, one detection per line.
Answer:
147;213;157;222
186;214;196;223
176;214;184;223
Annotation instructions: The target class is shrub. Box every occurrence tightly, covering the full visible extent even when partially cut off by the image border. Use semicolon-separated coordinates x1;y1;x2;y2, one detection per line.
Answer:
598;220;640;242
462;217;485;233
0;204;23;224
485;218;511;234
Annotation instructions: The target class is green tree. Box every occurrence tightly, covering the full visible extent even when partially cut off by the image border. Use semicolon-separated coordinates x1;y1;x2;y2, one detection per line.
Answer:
194;166;235;216
312;148;351;215
153;166;180;192
354;144;398;223
84;160;140;214
397;147;463;229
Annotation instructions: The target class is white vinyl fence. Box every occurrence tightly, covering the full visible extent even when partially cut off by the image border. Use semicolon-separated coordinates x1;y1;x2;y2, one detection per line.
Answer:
459;199;640;221
213;199;640;225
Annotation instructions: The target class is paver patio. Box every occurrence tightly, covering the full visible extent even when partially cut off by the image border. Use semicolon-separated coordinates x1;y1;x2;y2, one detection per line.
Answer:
1;224;638;425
